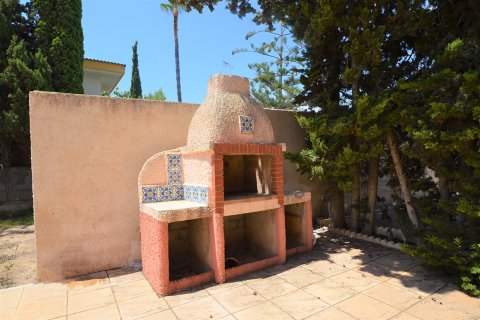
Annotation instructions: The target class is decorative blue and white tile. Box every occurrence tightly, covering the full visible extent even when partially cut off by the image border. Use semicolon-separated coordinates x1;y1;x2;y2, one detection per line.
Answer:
168;170;182;185
143;184;206;204
199;186;208;204
142;186;159;203
192;186;200;202
171;185;184;200
167;154;182;170
159;186;174;201
183;185;208;204
184;185;192;201
240;115;254;133
184;185;193;202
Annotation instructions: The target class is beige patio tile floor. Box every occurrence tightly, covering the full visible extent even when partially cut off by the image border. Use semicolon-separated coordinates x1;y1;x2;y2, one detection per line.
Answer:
1;232;478;320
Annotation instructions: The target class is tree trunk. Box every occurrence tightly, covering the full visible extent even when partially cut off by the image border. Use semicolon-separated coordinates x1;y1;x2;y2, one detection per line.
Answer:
173;11;182;102
386;130;419;228
365;156;380;235
438;174;449;202
278;24;284;106
330;186;346;228
350;165;361;232
350;56;360;232
438;173;450;220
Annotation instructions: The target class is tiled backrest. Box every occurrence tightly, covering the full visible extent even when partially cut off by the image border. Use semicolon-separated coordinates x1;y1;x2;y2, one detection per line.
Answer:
141;185;208;204
141;153;208;204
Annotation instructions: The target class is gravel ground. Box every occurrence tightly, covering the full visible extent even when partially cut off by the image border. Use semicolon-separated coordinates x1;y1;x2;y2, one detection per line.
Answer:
0;225;36;289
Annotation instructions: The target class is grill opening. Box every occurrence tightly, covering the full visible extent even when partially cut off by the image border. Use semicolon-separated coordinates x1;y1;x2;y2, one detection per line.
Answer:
168;218;211;281
223;155;272;199
285;203;307;249
224;210;277;267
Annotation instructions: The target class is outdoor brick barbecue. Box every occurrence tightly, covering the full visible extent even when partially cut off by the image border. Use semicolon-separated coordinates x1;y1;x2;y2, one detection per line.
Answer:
138;74;313;295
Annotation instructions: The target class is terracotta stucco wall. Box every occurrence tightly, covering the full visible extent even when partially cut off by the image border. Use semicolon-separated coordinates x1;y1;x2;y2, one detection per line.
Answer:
30;91;324;281
266;109;326;216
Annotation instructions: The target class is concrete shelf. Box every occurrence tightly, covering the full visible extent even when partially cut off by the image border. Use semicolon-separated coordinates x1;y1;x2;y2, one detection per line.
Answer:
224;194;280;216
140;200;212;223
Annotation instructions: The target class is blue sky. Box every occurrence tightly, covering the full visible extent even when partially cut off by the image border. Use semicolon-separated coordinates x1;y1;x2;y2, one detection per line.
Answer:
82;0;270;103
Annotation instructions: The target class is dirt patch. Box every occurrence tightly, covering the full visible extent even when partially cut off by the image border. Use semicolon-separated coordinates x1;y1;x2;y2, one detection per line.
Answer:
0;225;37;288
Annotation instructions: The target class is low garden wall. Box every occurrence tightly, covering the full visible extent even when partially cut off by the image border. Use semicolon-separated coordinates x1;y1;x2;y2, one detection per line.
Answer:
0;167;32;203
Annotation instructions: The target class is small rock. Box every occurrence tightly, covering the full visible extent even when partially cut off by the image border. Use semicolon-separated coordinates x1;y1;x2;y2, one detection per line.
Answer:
253;291;257;295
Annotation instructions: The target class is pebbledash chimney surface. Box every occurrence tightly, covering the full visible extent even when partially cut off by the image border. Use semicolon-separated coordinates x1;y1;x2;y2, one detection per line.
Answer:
138;74;313;295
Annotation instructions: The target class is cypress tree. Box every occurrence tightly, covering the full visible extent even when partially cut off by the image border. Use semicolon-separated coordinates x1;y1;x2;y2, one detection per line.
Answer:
0;0;52;166
278;0;425;231
35;0;83;93
129;41;142;99
397;39;480;297
0;36;51;166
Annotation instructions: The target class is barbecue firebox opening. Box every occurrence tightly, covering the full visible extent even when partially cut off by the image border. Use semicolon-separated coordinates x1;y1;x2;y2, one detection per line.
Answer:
168;218;211;281
223;155;272;199
224;210;277;267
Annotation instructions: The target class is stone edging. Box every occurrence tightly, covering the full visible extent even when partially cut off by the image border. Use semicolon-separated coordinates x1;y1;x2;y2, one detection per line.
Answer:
328;227;403;251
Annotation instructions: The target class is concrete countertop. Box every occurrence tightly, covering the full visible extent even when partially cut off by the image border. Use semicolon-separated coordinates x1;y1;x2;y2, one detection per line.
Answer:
284;191;311;205
140;200;212;223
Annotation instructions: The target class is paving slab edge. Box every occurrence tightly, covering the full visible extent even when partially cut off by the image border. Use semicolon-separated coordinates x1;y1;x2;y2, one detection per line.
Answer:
328;227;403;250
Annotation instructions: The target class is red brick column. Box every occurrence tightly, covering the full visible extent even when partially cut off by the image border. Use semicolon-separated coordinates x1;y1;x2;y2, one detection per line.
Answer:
212;143;287;273
210;152;225;283
140;213;169;295
305;200;313;250
272;146;286;263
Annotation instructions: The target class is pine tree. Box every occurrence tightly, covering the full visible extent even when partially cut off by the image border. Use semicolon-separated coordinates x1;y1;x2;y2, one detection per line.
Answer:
35;0;83;93
130;41;142;99
233;23;302;109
